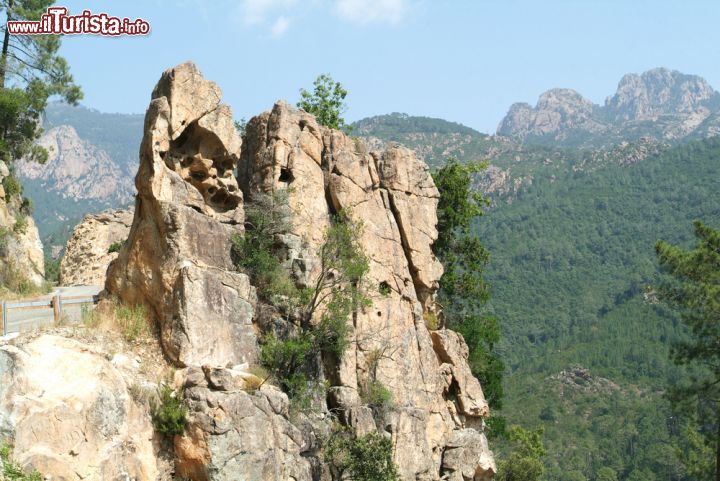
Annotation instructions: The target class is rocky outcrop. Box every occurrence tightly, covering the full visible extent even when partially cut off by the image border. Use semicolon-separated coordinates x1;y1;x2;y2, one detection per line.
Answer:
0;160;45;288
497;67;720;145
241;100;492;478
0;335;163;480
60;208;133;286
94;62;493;480
105;62;257;369
497;89;606;142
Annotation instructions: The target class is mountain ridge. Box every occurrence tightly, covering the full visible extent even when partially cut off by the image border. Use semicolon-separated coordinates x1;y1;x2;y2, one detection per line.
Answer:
497;67;720;146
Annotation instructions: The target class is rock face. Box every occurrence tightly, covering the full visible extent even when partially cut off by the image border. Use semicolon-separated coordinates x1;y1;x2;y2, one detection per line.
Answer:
60;209;133;286
241;100;493;480
0;160;45;288
0;335;161;480
16;125;135;204
105;62;257;369
498;67;720;145
101;62;494;480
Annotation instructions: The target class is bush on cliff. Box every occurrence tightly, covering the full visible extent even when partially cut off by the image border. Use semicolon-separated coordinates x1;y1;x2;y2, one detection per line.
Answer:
326;428;400;481
0;443;41;481
151;386;187;436
233;191;370;409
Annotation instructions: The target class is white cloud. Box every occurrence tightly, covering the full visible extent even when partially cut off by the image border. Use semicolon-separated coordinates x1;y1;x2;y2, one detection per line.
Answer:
270;16;290;37
238;0;297;24
334;0;409;25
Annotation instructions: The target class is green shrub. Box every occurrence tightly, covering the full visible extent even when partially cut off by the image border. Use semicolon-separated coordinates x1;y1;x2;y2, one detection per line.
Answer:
151;386;187;436
19;197;32;215
107;240;125;254
359;380;392;409
2;175;21;198
44;257;60;283
1;443;42;481
13;215;27;234
326;428;400;481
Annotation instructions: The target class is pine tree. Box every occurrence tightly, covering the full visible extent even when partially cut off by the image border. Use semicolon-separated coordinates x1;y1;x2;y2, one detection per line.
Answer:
0;0;81;164
433;157;504;408
656;220;720;481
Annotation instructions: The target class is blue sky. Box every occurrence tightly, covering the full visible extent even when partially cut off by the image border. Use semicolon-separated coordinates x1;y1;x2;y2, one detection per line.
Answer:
57;0;720;133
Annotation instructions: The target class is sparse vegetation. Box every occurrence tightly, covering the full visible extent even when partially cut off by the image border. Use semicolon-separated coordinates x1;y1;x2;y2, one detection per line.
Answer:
107;240;125;254
82;299;149;341
233;190;369;410
0;443;42;481
326;428;400;481
2;175;20;199
151;385;187;436
12;215;27;235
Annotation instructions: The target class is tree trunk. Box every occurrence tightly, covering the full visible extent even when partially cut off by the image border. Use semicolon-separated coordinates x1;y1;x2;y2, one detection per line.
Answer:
0;0;14;89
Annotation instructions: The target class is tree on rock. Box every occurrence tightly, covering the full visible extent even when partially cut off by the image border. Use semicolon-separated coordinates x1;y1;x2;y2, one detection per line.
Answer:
0;0;82;164
297;74;348;130
655;220;720;481
432;157;504;409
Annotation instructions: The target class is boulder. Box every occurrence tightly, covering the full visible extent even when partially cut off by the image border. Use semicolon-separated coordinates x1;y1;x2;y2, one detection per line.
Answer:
60;208;134;286
0;335;161;480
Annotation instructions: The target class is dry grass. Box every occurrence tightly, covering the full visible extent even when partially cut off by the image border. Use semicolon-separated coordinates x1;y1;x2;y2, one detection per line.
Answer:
83;298;151;342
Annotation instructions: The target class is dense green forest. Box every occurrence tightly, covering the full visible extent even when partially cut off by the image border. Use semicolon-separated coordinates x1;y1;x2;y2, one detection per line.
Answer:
478;138;720;480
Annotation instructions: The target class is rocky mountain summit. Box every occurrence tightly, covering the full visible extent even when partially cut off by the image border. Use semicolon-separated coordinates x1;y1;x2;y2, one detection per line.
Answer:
1;62;495;480
497;68;720;145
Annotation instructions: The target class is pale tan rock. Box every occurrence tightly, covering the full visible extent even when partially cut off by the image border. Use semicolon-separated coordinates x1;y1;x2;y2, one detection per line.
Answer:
60;208;133;286
105;62;258;368
0;197;45;288
0;335;160;480
242;100;495;480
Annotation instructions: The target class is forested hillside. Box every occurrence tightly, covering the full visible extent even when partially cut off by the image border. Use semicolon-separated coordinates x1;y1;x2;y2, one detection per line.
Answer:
356;112;720;480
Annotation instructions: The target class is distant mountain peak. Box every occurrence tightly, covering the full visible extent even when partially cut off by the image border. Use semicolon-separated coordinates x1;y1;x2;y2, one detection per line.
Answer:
498;68;720;146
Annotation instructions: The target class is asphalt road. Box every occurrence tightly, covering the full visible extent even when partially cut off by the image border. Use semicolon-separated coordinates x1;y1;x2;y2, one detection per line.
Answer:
2;285;103;335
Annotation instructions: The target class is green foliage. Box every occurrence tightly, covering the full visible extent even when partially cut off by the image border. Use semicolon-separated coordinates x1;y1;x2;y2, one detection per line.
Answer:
297;74;348;130
433;157;504;409
0;443;41;481
236;191;369;408
495;426;547;481
655;220;720;478
326;428;400;481
475;137;720;479
232;190;299;305
151;386;187;436
12;215;27;234
234;118;247;136
107;240;125;254
359;380;392;409
2;174;20;198
0;1;80;179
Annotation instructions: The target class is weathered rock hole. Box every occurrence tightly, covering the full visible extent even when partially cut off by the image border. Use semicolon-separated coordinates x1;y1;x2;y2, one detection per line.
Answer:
279;168;294;183
191;171;207;181
377;311;382;317
159;151;167;159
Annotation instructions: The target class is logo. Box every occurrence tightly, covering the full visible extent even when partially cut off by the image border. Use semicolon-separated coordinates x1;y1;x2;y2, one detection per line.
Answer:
7;7;150;36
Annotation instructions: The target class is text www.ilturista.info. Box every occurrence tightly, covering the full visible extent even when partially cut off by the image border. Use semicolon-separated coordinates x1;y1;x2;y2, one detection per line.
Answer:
7;7;150;36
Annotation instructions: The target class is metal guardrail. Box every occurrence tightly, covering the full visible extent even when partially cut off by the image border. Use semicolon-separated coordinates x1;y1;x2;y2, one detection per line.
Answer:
1;294;101;335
